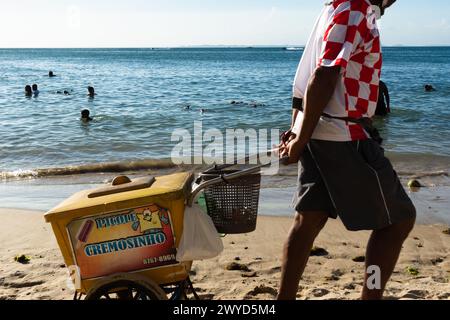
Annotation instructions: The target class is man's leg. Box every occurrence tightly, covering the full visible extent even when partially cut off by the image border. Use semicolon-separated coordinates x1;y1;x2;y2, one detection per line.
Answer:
362;217;416;300
277;211;329;300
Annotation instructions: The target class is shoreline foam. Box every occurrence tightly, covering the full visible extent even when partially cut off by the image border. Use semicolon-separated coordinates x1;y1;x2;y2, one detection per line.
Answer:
1;151;449;181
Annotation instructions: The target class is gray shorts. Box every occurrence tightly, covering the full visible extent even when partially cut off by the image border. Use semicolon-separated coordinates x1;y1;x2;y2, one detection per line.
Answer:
292;139;416;231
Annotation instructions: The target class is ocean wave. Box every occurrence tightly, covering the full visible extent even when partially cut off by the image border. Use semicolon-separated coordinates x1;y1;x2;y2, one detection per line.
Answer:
1;154;448;182
0;159;178;180
404;171;449;179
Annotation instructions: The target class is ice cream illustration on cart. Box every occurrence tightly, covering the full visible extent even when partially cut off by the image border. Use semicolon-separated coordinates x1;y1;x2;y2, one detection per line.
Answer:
77;220;94;243
133;205;170;233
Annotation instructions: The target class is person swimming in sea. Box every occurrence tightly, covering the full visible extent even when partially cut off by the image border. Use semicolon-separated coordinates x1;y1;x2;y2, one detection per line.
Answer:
87;86;96;97
81;109;93;122
49;71;56;77
32;84;40;97
25;85;32;97
55;89;71;95
249;102;266;108
424;84;436;92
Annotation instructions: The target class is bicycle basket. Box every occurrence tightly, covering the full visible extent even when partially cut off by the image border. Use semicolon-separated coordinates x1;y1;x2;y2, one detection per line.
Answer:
199;169;261;234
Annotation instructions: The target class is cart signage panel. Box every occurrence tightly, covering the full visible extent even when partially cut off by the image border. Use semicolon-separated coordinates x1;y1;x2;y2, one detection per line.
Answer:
68;204;177;279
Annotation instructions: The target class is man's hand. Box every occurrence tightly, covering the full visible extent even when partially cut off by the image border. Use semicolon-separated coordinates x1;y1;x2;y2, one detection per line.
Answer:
278;129;295;157
280;129;293;145
280;137;306;164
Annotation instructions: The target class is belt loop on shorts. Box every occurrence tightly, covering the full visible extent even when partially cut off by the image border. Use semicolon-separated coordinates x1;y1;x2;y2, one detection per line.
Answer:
357;141;360;152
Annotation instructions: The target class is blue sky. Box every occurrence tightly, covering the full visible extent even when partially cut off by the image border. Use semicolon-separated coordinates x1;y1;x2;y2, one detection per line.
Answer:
0;0;449;47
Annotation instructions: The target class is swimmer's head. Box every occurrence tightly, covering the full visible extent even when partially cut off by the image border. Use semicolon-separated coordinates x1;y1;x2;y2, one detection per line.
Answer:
32;84;38;91
81;109;90;118
425;85;435;92
25;85;32;95
49;71;54;77
81;109;93;122
87;86;95;96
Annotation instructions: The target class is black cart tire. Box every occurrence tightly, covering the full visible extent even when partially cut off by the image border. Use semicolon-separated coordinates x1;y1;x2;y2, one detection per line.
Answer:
85;274;168;300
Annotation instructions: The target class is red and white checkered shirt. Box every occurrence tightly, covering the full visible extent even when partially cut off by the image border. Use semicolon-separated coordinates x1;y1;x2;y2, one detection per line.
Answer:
293;0;382;141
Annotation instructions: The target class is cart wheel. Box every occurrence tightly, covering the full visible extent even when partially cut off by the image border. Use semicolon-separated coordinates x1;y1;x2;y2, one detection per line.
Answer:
164;277;201;300
85;274;167;300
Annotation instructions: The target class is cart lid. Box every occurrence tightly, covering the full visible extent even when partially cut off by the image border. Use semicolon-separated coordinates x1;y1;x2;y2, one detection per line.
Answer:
45;172;193;222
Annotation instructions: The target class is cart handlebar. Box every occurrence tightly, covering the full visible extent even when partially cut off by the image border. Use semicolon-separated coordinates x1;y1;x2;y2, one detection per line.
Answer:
187;155;288;206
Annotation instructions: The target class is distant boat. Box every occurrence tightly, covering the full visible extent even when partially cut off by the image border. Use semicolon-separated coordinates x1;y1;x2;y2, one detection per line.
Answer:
285;47;302;51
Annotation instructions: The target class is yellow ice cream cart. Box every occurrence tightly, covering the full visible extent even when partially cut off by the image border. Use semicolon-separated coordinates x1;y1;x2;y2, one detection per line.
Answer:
45;163;264;300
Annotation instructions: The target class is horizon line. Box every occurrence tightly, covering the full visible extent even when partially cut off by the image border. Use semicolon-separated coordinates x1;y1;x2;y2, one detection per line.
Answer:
1;44;450;49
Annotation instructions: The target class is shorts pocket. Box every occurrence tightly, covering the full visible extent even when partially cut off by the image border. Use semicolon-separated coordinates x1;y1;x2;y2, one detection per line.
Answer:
359;140;392;172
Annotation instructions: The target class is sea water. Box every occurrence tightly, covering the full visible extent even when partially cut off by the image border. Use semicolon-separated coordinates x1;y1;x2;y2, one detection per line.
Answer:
0;47;449;174
0;47;449;219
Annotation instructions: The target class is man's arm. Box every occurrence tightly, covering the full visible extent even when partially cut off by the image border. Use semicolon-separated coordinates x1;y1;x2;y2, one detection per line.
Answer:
291;109;299;129
290;97;303;128
384;83;390;109
282;65;341;163
279;98;301;147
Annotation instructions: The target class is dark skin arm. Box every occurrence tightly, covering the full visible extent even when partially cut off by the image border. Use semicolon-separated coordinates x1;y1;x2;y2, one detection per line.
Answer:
278;109;299;147
291;109;299;129
383;83;390;109
281;65;342;164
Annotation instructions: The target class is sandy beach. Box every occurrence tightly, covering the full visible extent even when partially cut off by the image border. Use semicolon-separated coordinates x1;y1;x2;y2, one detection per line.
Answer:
2;0;450;305
0;208;448;300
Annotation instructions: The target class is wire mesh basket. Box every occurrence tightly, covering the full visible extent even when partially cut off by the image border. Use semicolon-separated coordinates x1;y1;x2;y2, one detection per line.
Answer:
199;169;261;234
